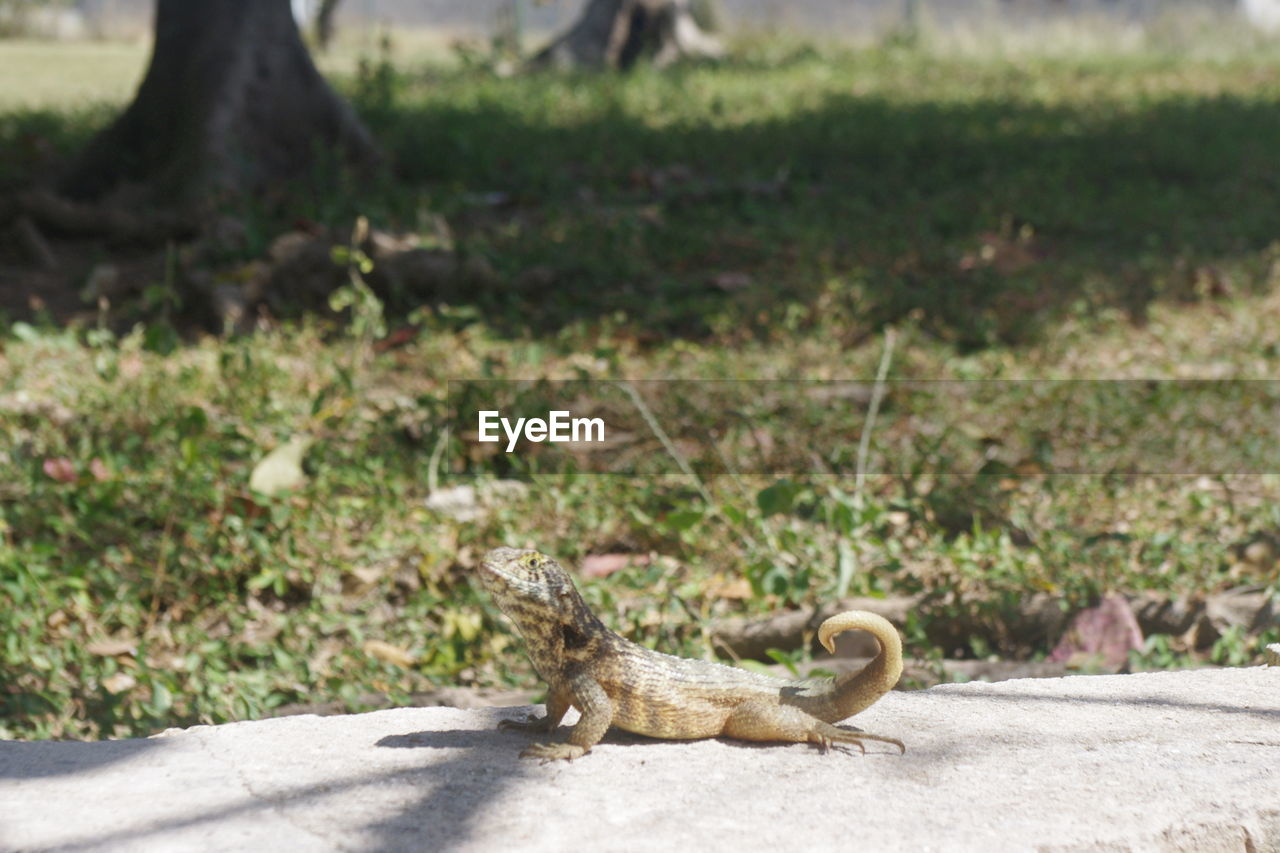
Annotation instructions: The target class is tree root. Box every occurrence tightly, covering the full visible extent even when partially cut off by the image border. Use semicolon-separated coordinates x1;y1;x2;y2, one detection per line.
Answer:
2;188;197;246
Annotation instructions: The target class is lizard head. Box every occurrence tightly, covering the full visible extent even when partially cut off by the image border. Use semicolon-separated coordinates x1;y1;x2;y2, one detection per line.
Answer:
479;547;578;615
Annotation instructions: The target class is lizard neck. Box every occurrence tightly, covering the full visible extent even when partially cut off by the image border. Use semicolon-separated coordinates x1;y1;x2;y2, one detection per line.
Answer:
508;583;615;682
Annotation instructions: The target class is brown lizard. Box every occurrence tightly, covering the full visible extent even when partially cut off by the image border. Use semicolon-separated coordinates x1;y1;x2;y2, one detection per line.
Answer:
478;546;905;761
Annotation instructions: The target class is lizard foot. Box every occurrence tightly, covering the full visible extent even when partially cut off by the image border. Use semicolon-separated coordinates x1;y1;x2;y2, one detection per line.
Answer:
812;728;905;755
519;742;588;763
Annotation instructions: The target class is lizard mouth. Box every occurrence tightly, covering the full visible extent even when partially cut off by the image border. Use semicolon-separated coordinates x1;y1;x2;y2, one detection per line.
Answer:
478;547;530;593
477;559;506;589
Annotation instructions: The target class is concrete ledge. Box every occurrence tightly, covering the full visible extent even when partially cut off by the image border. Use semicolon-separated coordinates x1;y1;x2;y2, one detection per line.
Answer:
2;667;1277;852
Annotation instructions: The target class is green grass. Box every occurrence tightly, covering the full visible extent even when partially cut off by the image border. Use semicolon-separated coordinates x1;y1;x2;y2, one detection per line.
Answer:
3;37;1280;739
336;44;1280;347
0;39;147;110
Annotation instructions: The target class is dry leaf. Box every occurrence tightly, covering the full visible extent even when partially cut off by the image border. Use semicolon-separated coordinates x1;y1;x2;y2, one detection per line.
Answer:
709;271;753;292
711;577;754;600
89;457;112;482
424;485;482;521
249;434;312;496
42;457;77;483
342;565;387;595
581;553;647;578
86;638;138;657
237;618;282;646
363;639;416;668
102;673;137;694
1048;595;1142;670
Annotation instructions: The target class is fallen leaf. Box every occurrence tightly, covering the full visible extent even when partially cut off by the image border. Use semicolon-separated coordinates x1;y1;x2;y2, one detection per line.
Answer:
42;457;77;483
581;553;647;578
102;673;136;694
237;618;282;646
424;485;482;521
711;577;754;600
86;638;137;657
1241;538;1277;567
363;639;417;668
1205;586;1273;636
249;434;312;496
372;325;420;353
442;610;483;642
709;271;753;292
89;457;112;482
346;565;387;588
1048;595;1142;670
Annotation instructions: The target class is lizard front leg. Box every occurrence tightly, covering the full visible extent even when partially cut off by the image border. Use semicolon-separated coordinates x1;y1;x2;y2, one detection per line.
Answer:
499;684;573;734
519;673;613;762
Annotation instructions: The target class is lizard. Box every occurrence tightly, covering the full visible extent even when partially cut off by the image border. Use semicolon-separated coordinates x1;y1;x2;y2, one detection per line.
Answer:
478;546;906;762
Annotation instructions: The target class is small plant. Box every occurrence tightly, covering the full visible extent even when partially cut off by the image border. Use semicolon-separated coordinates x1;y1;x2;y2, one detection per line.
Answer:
1209;625;1255;668
329;215;386;374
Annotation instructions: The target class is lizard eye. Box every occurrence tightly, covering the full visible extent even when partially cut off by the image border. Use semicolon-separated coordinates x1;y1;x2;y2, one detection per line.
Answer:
521;552;543;570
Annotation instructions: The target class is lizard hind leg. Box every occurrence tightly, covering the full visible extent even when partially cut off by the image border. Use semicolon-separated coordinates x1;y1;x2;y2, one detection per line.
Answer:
722;701;905;755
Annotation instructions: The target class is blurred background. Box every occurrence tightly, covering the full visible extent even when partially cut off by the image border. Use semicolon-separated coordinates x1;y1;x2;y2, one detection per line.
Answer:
2;0;1278;742
7;0;1280;43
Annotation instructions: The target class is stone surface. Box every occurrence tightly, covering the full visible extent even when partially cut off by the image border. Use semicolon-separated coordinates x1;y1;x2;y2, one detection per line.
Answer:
2;667;1277;852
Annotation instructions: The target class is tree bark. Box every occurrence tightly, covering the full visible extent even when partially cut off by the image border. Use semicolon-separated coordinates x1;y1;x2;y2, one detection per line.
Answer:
530;0;723;71
315;0;343;50
60;0;378;211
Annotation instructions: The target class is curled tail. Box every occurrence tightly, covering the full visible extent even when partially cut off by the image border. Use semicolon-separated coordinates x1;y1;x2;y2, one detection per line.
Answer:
807;610;904;724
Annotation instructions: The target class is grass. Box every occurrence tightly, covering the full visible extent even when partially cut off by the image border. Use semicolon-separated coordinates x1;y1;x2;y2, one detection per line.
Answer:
3;32;1280;740
0;29;471;110
343;40;1280;347
0;39;147;109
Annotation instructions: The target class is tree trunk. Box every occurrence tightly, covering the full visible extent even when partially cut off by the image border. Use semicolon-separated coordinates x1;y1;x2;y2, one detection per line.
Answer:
315;0;343;50
530;0;723;71
60;0;378;210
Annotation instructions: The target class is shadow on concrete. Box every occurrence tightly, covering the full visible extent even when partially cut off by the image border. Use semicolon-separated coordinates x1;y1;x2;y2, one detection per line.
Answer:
375;716;664;754
361;708;537;851
30;763;476;853
365;706;693;849
3;713;534;852
360;708;909;849
364;707;718;849
957;684;1280;725
0;736;165;780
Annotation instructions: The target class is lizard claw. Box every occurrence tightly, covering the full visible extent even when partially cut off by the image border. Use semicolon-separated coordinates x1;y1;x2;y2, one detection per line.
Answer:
519;742;587;762
810;725;905;755
813;734;867;755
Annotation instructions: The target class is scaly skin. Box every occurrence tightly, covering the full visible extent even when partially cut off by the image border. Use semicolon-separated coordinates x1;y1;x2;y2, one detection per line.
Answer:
479;547;905;761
